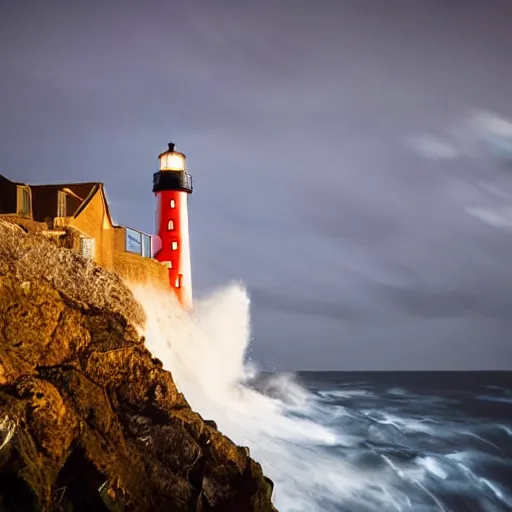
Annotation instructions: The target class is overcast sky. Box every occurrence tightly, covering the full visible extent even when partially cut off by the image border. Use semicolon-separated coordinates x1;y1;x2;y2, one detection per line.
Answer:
2;0;512;370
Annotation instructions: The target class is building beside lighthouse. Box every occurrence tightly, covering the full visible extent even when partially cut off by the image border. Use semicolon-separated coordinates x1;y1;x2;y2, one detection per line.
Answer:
0;142;194;306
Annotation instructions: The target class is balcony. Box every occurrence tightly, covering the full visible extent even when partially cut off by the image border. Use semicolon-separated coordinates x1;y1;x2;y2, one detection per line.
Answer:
152;171;193;194
125;227;154;258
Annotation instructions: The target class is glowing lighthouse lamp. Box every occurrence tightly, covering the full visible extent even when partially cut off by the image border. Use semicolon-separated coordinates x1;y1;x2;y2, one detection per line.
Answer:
153;142;193;309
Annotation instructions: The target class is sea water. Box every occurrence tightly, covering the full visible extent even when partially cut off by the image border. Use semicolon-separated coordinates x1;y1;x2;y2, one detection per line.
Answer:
131;283;512;512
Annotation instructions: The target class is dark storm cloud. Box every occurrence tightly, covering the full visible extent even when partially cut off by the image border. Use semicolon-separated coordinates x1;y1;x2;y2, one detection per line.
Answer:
1;0;512;369
250;287;365;323
376;285;512;320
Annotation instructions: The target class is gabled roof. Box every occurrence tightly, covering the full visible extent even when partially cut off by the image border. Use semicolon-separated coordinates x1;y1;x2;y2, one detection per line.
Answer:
0;174;115;227
0;173;27;187
74;183;116;227
30;182;99;218
31;182;99;198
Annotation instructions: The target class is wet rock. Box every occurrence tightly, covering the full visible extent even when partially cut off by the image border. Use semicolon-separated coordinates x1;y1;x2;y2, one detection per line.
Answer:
0;416;16;470
99;480;127;512
0;219;277;512
204;419;218;430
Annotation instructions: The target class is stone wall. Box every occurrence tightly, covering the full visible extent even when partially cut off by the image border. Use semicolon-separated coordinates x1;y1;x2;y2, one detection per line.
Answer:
1;202;170;291
112;249;169;290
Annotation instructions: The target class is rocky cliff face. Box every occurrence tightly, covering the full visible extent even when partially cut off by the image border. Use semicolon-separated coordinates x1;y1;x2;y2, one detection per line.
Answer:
0;220;275;512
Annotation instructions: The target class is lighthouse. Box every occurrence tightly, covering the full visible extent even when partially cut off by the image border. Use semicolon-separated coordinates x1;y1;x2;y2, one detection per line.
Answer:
153;142;193;308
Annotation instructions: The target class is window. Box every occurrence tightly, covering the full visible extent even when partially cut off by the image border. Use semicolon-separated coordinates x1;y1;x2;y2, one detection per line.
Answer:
142;234;151;258
17;186;31;217
79;236;96;260
175;274;183;288
170;199;176;208
126;228;142;254
125;228;152;257
22;189;30;217
171;241;178;251
166;261;173;269
167;219;174;230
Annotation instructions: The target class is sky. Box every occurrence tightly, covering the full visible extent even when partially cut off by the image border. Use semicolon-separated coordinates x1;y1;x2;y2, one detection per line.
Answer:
1;0;512;370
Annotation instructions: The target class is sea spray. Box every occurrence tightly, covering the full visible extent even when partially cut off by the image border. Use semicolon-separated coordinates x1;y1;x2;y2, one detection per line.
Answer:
130;282;376;511
132;283;360;511
130;282;512;511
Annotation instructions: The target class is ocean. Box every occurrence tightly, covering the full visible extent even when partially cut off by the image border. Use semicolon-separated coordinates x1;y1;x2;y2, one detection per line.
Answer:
286;371;512;512
131;283;512;512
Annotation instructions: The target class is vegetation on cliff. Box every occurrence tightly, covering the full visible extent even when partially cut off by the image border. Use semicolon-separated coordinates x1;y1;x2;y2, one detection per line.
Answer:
0;219;275;512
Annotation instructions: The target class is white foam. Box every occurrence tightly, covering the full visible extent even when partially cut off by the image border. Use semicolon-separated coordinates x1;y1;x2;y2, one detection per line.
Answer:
131;282;376;510
418;457;448;480
319;389;371;400
129;282;511;511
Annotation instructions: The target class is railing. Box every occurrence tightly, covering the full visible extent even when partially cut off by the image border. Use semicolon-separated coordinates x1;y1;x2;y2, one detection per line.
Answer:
53;216;70;228
152;171;193;194
182;172;193;192
125;227;154;258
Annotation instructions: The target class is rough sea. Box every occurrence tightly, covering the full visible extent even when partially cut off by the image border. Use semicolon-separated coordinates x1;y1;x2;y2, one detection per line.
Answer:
131;283;512;512
284;371;512;512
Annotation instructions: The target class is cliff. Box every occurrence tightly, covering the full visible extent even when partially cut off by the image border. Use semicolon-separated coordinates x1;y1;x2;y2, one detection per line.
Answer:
0;219;275;512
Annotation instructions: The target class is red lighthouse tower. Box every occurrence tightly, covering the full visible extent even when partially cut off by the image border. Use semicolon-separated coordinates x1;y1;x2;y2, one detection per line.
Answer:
153;142;193;308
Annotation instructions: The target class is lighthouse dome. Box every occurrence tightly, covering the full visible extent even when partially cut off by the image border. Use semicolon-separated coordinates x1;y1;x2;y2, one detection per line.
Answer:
158;142;186;171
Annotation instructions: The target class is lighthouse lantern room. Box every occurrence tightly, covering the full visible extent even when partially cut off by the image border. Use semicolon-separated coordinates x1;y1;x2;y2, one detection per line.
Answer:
153;142;193;309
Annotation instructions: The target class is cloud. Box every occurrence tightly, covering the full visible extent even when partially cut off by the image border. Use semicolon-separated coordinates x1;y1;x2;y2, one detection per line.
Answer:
408;110;512;231
466;206;512;229
375;283;512;320
249;287;365;322
410;110;512;163
470;110;512;162
471;110;512;139
407;135;460;160
3;0;512;369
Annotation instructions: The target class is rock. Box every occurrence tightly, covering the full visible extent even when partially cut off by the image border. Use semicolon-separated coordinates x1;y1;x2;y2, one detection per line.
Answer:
0;416;16;470
204;420;218;430
0;220;276;512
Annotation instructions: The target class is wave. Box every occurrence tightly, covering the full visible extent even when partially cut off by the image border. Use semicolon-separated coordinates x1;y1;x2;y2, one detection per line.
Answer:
131;282;512;511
